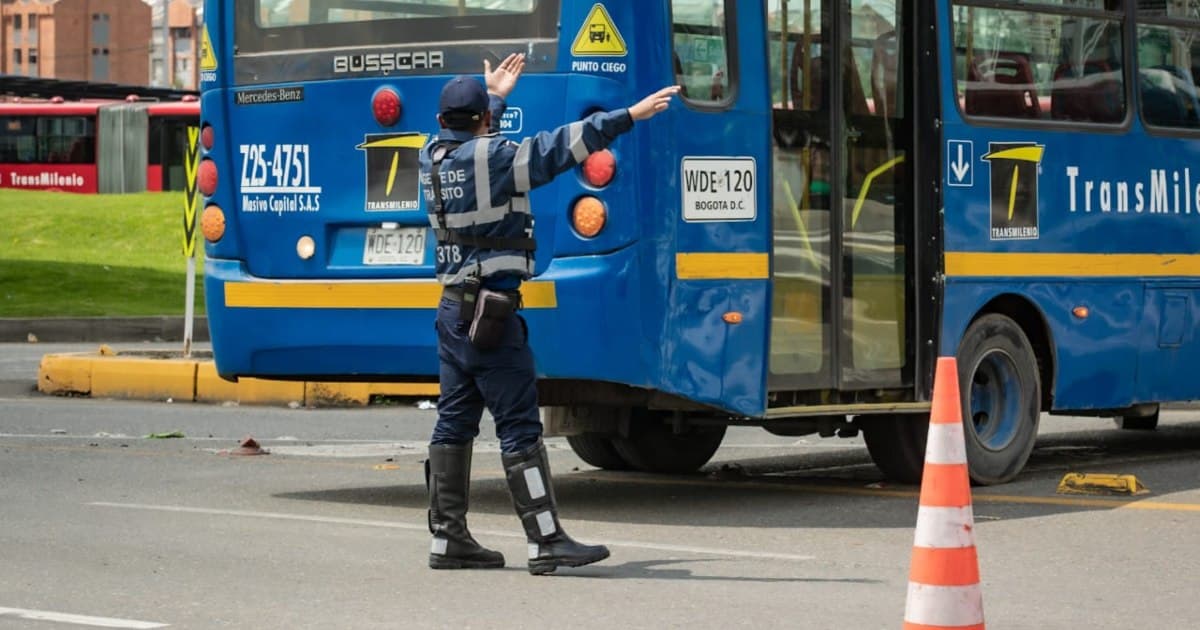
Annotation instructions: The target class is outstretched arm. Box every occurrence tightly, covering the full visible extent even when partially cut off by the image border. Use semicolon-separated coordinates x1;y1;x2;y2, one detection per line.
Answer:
484;53;525;134
628;86;681;121
490;85;681;195
486;53;525;99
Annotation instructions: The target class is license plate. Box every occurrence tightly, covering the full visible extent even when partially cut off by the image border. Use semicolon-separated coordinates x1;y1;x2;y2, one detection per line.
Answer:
363;227;427;265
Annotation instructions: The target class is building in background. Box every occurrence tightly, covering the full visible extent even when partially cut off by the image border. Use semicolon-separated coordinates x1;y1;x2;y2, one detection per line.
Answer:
149;0;200;88
166;0;199;89
1;0;199;88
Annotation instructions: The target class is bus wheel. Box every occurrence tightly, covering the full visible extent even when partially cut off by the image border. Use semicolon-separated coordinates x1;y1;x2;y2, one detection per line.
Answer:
861;414;928;484
612;418;726;474
566;433;632;470
1114;405;1160;431
958;314;1042;485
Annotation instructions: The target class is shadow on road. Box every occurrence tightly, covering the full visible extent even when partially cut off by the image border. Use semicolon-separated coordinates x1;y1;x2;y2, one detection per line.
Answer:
276;421;1200;529
553;559;883;584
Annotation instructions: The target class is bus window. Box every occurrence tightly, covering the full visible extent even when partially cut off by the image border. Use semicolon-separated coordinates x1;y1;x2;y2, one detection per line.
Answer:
149;116;193;191
842;0;907;385
768;0;833;389
671;0;732;104
1136;1;1200;129
953;0;1126;124
239;0;558;72
257;0;535;27
36;116;96;164
0;117;37;163
769;0;825;112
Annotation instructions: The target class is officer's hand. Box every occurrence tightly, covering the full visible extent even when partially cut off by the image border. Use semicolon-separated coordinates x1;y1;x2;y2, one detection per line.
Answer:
485;53;525;99
628;86;682;121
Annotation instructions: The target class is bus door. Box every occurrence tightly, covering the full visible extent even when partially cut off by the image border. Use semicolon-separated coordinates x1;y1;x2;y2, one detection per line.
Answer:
668;0;773;415
768;0;913;393
150;116;191;192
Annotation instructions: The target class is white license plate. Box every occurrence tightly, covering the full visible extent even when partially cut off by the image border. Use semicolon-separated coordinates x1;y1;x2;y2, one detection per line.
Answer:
363;227;427;265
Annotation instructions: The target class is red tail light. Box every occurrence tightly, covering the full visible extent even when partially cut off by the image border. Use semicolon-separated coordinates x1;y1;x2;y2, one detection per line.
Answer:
372;88;402;127
200;124;214;151
198;159;218;197
582;149;616;187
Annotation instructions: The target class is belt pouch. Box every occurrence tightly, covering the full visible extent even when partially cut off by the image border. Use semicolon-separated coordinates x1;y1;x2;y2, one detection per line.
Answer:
458;277;481;324
468;289;516;350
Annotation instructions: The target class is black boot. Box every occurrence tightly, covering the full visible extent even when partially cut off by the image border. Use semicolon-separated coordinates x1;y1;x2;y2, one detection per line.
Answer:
426;442;505;569
502;440;609;575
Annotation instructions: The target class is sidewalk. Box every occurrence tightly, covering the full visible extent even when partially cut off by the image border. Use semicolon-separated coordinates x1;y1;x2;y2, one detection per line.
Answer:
7;317;437;406
0;317;208;344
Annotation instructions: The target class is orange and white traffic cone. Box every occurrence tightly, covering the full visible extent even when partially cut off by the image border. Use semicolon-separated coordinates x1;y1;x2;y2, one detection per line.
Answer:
903;357;985;630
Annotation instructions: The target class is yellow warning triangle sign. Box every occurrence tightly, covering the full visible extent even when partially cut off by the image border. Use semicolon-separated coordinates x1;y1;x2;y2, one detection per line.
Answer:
199;26;218;72
571;4;627;57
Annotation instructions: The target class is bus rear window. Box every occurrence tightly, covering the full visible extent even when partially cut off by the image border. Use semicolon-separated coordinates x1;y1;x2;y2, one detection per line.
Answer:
257;0;536;28
237;0;559;57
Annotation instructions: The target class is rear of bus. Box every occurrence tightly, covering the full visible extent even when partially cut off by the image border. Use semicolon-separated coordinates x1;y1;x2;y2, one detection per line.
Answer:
200;1;656;388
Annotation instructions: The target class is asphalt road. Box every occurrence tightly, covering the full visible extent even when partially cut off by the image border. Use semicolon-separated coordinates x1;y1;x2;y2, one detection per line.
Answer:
3;344;1200;628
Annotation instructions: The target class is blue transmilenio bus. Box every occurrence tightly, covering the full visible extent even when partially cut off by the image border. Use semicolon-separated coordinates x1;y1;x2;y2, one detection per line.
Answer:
199;0;1200;484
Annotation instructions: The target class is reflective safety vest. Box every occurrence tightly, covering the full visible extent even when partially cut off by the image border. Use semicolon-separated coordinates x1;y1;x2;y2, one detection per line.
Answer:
419;95;634;288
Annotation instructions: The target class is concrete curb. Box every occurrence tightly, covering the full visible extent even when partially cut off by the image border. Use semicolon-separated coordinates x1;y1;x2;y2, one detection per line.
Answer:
37;351;438;407
1;317;209;343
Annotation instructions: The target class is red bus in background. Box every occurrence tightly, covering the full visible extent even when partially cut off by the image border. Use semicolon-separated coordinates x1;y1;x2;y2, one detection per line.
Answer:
0;98;199;194
144;101;202;193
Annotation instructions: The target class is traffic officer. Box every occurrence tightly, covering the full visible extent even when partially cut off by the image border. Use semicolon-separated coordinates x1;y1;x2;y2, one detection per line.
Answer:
420;53;678;574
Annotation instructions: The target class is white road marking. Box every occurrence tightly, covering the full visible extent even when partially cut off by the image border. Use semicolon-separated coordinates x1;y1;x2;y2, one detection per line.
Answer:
88;502;815;563
0;607;167;628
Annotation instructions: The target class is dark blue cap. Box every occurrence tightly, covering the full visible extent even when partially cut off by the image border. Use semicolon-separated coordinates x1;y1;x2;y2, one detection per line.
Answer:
438;75;489;117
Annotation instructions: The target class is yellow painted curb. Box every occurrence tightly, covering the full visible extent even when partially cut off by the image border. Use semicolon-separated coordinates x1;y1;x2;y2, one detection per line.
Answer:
304;382;442;406
195;362;239;403
38;353;439;407
372;382;440;398
306;382;370;406
237;378;306;406
38;354;93;395
90;356;198;402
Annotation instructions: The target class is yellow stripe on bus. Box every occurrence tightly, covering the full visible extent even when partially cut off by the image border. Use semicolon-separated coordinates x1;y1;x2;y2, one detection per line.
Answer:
225;281;557;309
946;253;1200;277
676;253;769;280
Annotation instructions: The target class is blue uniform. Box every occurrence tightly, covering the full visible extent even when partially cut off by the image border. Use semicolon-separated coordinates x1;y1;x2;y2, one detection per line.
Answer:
420;94;634;453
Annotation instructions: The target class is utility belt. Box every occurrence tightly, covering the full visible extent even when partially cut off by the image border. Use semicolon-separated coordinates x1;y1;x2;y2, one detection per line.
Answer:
429;140;531;351
443;277;522;351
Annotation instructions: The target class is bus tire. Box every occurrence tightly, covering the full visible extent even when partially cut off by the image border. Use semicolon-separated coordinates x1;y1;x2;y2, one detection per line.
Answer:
566;433;632;470
1114;405;1160;431
611;419;726;474
957;314;1042;485
861;414;928;485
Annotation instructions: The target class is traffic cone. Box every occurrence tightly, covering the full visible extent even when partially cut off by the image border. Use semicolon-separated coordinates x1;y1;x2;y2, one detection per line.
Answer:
903;357;984;630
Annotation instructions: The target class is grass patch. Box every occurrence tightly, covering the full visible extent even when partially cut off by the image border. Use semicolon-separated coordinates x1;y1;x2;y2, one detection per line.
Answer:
0;189;205;317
